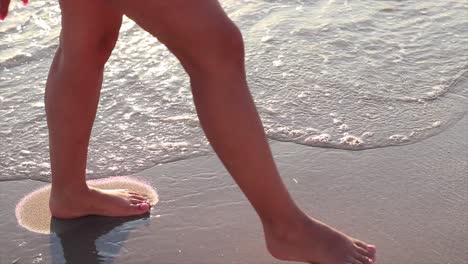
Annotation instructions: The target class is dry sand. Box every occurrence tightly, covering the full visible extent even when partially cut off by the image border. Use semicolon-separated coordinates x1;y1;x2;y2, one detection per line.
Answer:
0;115;467;264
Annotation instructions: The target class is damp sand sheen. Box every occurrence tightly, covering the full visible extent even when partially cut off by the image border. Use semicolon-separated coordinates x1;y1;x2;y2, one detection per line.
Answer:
15;177;158;234
1;0;467;182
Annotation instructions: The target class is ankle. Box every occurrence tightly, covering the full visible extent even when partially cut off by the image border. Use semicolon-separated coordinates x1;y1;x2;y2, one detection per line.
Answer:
51;183;90;198
261;209;309;237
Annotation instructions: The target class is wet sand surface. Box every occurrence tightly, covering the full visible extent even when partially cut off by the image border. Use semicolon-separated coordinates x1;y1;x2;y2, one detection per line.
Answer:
1;115;467;264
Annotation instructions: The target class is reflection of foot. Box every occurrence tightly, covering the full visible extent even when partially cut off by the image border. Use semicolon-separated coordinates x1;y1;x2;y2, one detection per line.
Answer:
264;215;376;264
50;186;151;219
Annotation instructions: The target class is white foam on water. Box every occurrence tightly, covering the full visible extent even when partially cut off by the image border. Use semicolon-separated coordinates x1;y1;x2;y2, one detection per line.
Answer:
242;0;468;150
338;124;349;132
1;0;467;181
305;133;332;144
389;134;410;143
339;135;364;147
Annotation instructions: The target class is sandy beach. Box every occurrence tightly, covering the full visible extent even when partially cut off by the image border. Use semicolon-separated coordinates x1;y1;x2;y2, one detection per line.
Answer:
1;1;467;263
1;114;467;264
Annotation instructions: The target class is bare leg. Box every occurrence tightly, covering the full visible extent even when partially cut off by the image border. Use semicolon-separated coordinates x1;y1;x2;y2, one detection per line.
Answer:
111;0;376;263
46;0;149;219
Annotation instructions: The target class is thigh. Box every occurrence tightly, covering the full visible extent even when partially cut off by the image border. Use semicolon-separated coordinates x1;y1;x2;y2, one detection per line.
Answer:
59;0;123;61
110;0;241;67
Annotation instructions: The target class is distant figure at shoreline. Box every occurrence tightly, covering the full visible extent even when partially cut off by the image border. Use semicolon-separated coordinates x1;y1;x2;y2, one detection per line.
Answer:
1;0;376;263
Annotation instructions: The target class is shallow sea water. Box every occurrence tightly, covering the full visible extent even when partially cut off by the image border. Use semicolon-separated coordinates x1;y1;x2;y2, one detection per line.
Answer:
1;0;467;181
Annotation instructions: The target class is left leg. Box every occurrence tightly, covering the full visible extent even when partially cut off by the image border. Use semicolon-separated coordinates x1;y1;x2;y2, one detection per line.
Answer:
47;0;150;218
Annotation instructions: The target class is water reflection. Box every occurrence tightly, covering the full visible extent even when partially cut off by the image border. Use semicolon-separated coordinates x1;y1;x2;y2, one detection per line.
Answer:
50;214;150;263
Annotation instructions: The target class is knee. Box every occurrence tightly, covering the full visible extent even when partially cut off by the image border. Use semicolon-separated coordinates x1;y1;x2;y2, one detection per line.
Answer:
180;23;246;77
58;31;119;68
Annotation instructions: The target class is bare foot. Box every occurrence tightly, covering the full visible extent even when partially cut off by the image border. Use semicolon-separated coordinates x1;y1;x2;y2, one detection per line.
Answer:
264;214;376;264
50;186;151;219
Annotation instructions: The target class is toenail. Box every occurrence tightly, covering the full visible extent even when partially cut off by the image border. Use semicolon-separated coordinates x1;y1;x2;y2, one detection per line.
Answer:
138;203;149;211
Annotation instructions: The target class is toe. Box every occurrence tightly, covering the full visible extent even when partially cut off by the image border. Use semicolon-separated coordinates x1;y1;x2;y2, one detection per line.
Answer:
130;194;148;202
367;245;377;262
354;240;368;250
368;245;377;255
130;202;150;213
355;245;374;259
137;202;150;211
355;241;376;255
129;191;147;196
130;198;147;204
354;254;372;264
354;241;376;259
129;192;149;200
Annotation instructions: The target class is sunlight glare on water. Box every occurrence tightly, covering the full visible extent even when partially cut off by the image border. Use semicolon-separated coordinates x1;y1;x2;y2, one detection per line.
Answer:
1;0;467;181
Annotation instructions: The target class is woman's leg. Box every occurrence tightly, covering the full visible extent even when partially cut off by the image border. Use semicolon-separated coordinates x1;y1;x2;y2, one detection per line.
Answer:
111;0;376;263
46;0;150;218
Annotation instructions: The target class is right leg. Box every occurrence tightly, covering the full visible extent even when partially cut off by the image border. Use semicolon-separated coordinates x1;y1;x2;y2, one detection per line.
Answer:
112;0;375;263
46;0;150;218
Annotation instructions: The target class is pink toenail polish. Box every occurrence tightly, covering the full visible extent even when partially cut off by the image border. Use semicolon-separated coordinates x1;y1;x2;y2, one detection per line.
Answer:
138;203;149;211
22;0;29;6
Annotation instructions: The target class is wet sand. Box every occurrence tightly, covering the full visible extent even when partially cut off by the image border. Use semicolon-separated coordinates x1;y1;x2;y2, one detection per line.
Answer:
1;115;467;264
